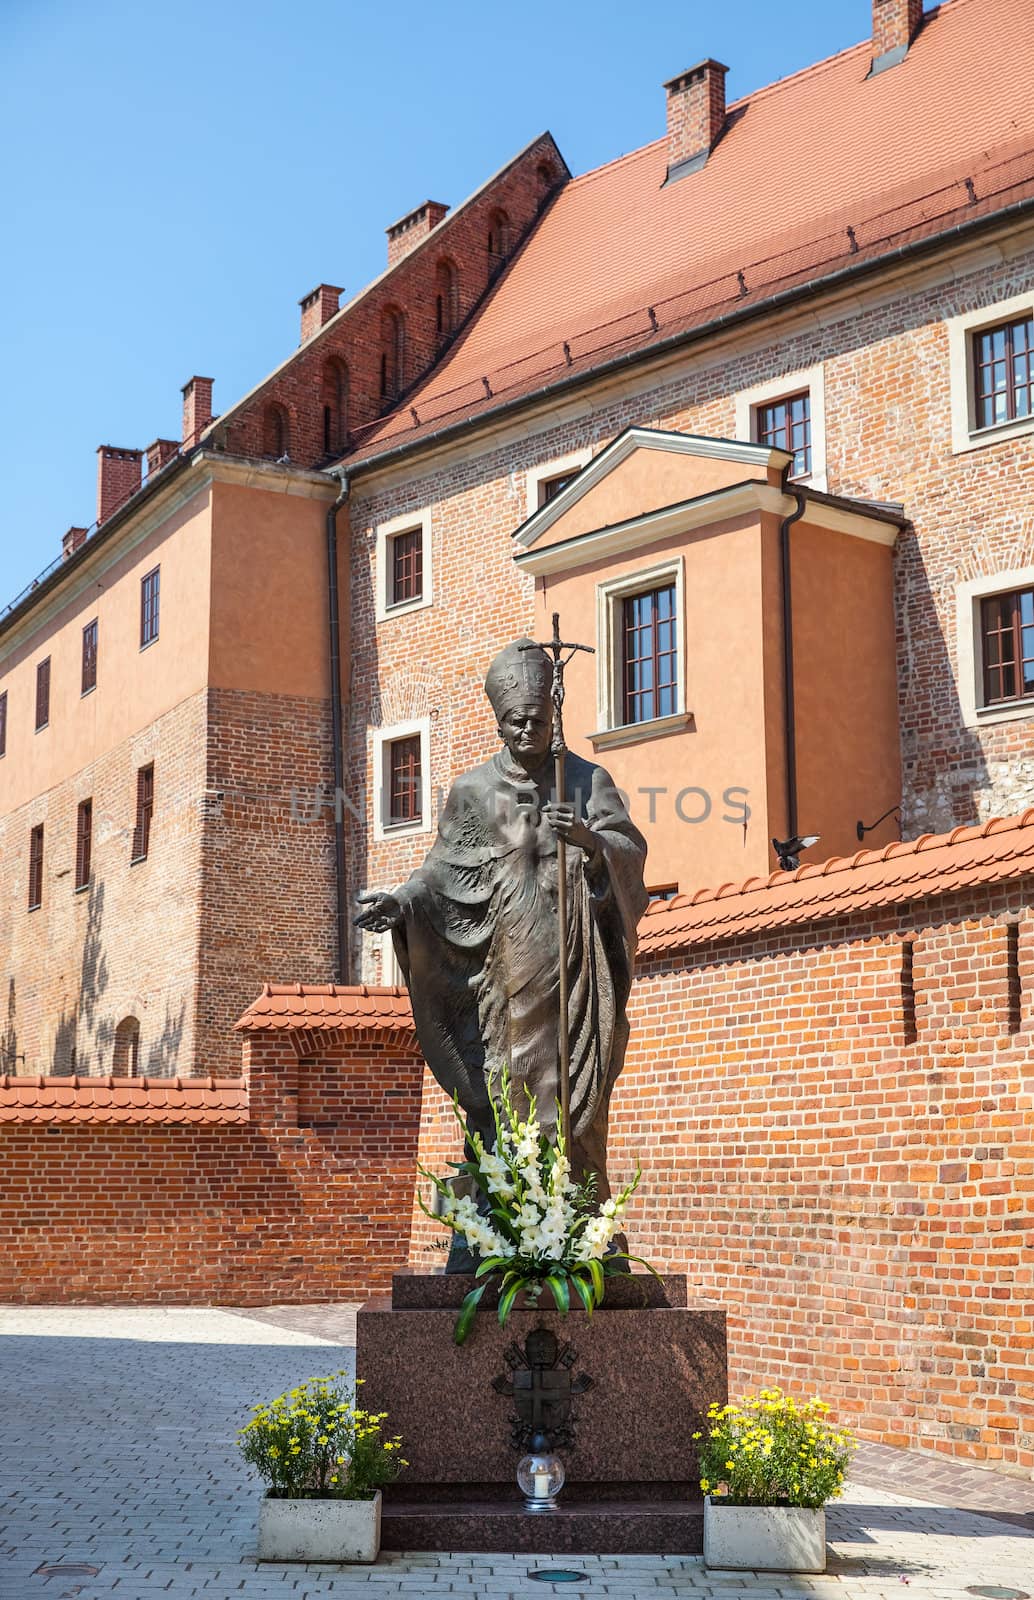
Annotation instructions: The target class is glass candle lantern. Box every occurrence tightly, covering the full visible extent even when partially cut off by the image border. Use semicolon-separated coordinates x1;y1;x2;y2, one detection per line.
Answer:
516;1432;565;1513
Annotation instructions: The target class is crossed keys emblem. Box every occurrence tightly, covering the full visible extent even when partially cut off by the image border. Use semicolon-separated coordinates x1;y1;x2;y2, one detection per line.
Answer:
491;1326;594;1452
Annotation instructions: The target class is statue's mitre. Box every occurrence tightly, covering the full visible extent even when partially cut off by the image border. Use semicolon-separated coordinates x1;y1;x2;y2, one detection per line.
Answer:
484;638;552;718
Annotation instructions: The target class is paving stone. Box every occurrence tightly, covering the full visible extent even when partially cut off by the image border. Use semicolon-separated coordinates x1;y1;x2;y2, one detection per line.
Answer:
2;1307;1033;1600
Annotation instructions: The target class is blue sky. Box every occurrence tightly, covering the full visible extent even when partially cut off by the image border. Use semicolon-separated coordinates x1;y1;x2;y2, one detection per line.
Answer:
0;0;876;611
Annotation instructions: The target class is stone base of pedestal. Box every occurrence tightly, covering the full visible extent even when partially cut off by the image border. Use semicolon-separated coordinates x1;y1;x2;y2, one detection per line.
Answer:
355;1272;727;1556
380;1496;703;1555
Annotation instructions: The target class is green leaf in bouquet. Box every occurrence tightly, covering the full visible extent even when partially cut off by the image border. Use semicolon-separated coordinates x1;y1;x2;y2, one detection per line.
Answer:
569;1270;595;1315
545;1271;570;1314
454;1281;489;1345
474;1255;510;1278
498;1275;528;1326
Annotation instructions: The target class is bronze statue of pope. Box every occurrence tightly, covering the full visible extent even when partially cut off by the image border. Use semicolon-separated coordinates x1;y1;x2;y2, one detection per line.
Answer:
355;638;648;1268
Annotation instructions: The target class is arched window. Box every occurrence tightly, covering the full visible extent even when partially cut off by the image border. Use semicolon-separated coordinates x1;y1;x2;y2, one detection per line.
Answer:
380;307;406;402
537;161;556;192
434;259;460;341
264;403;290;459
113;1016;140;1078
321;358;350;455
487;208;512;263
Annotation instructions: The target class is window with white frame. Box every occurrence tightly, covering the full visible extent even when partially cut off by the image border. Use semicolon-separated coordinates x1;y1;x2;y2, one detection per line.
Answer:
734;365;826;488
525;448;592;516
948;292;1034;454
372;716;432;840
374;509;433;621
592;559;689;747
956;565;1034;728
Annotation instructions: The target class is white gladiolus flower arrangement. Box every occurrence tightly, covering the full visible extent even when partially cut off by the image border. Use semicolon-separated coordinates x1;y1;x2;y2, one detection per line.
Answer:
417;1068;652;1344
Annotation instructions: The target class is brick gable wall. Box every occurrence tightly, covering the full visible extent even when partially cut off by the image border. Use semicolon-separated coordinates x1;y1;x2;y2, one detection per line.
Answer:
210;138;563;471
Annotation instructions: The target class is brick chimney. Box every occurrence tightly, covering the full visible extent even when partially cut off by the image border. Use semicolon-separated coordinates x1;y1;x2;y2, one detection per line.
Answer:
664;60;729;182
386;201;448;269
299;284;344;342
61;526;88;561
96;447;143;524
145;437;179;477
181;376;214;447
871;0;924;73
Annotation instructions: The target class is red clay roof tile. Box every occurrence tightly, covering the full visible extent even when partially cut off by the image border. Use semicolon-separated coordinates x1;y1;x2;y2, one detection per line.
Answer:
0;1078;247;1124
346;0;1034;466
236;984;417;1040
638;809;1034;955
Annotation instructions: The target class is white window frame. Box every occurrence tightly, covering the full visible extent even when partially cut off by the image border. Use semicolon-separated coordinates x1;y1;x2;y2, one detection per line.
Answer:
956;564;1034;728
372;715;432;841
734;365;827;491
524;448;592;517
591;557;690;750
380;930;405;986
374;508;433;622
948;290;1034;455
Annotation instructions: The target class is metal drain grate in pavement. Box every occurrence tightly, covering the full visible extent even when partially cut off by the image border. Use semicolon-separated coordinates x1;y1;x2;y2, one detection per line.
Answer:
965;1588;1030;1600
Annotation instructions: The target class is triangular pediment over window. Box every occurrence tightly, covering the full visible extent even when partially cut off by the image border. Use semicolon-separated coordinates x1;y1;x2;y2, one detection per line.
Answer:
512;425;901;576
513;426;790;557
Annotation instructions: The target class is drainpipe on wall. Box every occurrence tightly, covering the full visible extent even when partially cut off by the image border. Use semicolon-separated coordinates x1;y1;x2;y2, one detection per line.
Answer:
779;474;807;844
327;471;350;983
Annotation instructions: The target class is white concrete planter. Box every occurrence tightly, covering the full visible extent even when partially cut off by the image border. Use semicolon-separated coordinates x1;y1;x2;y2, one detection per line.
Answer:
704;1497;826;1572
257;1490;381;1562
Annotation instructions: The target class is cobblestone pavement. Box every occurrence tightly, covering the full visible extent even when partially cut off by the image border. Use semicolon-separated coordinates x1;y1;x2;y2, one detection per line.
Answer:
2;1306;1032;1600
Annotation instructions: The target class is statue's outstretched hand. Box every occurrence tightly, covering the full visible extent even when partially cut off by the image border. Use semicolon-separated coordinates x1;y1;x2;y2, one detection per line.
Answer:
354;889;404;932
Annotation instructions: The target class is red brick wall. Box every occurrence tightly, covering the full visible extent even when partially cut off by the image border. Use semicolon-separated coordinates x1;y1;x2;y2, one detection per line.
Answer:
197;688;338;1077
0;1034;424;1304
409;880;1034;1477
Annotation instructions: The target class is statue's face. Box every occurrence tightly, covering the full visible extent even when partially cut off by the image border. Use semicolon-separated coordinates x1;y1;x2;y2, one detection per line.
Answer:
497;698;552;765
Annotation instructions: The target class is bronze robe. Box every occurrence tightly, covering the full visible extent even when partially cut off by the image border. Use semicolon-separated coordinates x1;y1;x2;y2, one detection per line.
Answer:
392;748;648;1198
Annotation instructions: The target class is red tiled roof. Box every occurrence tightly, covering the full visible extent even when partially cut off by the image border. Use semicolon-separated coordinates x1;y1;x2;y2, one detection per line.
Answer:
348;0;1034;464
639;810;1034;955
236;982;416;1039
0;1076;248;1125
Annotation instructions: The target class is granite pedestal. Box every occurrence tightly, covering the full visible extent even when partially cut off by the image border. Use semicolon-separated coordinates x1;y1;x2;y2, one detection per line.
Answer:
355;1271;727;1554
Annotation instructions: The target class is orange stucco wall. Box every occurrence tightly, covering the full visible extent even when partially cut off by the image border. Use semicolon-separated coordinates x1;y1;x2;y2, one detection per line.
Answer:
788;518;901;859
0;487;213;815
537;512;774;889
208;479;338;698
528;479;900;890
